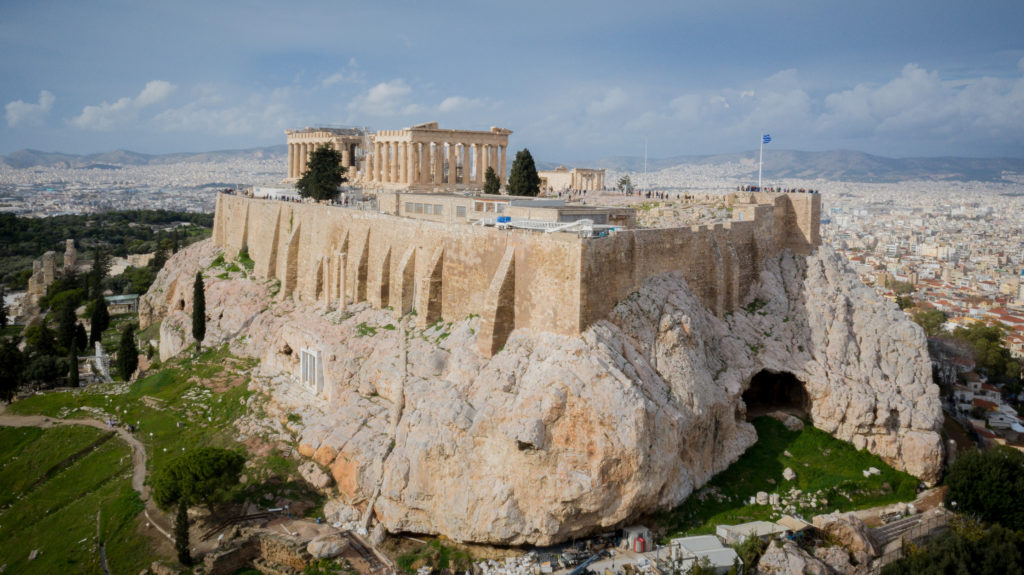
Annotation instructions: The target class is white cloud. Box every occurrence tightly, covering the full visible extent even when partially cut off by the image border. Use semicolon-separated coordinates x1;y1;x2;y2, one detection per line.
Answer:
323;59;364;87
438;96;484;113
153;86;295;137
5;90;55;127
71;80;176;130
348;79;419;117
586;88;629;116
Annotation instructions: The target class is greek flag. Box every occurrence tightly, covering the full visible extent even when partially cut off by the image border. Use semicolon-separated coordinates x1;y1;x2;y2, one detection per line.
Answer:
762;134;772;144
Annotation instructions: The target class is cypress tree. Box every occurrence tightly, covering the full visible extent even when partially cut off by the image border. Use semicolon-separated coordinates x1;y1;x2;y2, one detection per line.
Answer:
57;300;77;352
74;322;88;352
192;272;206;354
507;148;541;197
89;295;109;346
117;324;138;381
0;285;8;330
175;499;191;566
483;167;500;195
68;347;79;388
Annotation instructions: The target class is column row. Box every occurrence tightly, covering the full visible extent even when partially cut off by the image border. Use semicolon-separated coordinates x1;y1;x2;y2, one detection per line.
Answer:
365;141;507;187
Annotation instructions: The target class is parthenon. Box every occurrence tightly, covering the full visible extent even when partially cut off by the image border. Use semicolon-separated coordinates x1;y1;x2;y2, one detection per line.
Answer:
285;122;512;192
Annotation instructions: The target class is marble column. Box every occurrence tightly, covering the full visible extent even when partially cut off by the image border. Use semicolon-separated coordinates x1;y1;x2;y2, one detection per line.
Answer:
374;142;383;182
407;142;417;184
446;143;455;185
412;143;421;184
433;143;443;185
474;144;483;184
341;145;351;168
499;145;507;186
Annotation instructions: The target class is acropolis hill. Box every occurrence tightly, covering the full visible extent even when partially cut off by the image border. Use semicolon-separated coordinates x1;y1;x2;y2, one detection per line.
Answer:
141;122;943;545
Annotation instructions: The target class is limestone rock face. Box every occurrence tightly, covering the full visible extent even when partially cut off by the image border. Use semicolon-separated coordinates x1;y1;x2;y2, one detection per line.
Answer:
755;541;832;575
812;512;878;566
143;240;943;545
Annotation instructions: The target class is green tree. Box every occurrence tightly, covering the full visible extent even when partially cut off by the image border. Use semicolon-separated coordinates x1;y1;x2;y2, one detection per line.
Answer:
895;294;914;310
0;284;8;330
117;323;138;380
617;175;634;193
483;166;500;195
880;523;1024;575
24;318;57;357
911;308;947;338
152;447;246;511
192;272;206;354
507;149;540;197
89;249;111;296
151;240;169;272
175;499;192;566
952;322;1021;379
68;347;79;388
0;338;25;402
89;295;110;346
74;322;87;352
945;446;1024;530
57;300;77;352
297;145;347;202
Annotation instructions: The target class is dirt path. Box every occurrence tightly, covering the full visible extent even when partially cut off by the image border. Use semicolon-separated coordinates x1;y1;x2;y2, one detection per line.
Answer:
0;404;175;542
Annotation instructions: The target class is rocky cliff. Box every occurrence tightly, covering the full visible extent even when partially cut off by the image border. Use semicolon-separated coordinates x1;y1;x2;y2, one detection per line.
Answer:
142;239;942;545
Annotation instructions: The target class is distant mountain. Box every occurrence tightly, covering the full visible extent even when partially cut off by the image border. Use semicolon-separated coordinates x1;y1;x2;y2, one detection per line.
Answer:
589;150;1024;183
4;146;1022;183
1;145;287;169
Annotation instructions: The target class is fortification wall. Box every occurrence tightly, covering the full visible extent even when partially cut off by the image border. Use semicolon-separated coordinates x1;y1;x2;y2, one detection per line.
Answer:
213;192;819;355
214;194;584;350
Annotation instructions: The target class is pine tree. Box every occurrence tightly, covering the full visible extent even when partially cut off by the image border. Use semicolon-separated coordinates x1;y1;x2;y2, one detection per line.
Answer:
192;272;206;354
117;324;138;381
0;338;24;402
68;347;79;388
297;145;347;202
507;149;541;197
89;295;109;346
483;167;500;195
175;499;192;566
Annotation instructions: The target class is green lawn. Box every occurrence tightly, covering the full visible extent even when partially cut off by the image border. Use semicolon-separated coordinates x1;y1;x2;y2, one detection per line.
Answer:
657;417;919;538
8;344;257;480
0;426;157;574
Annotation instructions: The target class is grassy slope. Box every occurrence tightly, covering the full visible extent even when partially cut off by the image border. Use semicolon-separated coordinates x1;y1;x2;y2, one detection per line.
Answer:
658;417;919;538
8;344;256;478
0;426;151;574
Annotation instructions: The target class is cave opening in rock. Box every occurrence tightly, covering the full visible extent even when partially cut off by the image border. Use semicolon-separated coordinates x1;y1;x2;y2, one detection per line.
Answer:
742;370;810;420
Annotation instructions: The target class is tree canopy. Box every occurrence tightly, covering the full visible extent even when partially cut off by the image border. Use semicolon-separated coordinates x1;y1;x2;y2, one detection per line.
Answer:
881;520;1024;575
507;149;540;197
952;322;1021;379
89;295;109;347
945;446;1024;530
617;175;634;193
152;447;246;511
483;166;500;195
297;145;347;202
911;308;947;338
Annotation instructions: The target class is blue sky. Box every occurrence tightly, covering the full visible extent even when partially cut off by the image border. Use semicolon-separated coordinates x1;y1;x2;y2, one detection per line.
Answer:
2;0;1023;161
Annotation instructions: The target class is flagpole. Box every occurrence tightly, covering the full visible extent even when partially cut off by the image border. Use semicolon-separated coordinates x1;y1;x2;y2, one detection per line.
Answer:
758;136;763;190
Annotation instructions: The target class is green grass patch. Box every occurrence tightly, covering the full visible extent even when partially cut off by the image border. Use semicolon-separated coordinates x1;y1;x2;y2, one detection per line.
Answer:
356;322;376;337
0;426;159;574
396;539;473;574
657;417;919;538
8;344;257;480
237;249;255;272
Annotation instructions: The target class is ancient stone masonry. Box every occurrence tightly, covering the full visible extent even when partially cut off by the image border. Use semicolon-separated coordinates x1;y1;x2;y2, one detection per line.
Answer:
213;191;820;357
284;122;512;192
538;166;606;191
